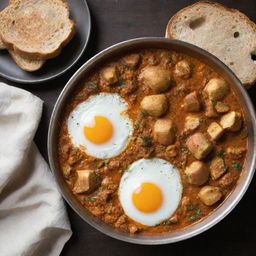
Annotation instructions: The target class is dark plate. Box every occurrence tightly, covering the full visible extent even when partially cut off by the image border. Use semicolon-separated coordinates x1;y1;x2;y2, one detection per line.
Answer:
0;0;91;84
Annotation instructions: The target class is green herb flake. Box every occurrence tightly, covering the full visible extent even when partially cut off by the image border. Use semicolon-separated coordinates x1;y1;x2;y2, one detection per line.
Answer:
199;118;207;124
195;207;201;217
118;80;126;88
189;63;196;69
87;197;97;202
86;81;98;90
205;69;213;75
181;146;190;154
232;162;242;171
184;173;190;180
189;215;196;221
163;220;176;225
135;123;140;129
188;205;201;221
139;136;152;147
217;150;226;158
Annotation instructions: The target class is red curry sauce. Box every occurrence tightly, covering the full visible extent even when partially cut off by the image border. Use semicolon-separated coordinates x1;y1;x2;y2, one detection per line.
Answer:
57;48;247;234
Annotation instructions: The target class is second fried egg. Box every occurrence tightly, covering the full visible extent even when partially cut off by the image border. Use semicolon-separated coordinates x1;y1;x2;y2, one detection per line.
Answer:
67;93;133;159
119;158;183;226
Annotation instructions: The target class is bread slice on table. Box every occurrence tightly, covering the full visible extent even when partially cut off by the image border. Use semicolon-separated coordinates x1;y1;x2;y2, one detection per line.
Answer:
166;1;256;87
0;1;45;71
0;0;75;60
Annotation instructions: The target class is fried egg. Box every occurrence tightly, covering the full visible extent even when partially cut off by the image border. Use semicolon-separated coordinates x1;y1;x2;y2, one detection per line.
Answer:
119;158;182;226
67;93;133;159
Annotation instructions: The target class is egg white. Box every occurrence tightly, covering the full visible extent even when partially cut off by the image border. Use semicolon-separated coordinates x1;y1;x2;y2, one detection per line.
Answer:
67;93;133;159
119;158;183;226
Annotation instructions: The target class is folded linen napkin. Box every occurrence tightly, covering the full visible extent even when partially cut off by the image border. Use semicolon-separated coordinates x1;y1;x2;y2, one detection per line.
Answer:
0;83;72;256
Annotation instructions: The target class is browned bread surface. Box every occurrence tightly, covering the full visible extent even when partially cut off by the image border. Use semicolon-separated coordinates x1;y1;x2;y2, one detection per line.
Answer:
0;0;75;60
166;1;256;87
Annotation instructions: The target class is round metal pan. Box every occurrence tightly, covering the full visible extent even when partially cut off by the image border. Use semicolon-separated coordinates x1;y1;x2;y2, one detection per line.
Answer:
48;37;256;244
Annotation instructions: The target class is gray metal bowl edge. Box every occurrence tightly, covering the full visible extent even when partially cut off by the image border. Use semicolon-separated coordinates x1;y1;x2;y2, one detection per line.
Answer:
48;37;256;245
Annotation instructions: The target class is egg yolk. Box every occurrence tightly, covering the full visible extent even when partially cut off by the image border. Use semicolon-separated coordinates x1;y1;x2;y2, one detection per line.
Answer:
84;116;113;144
132;182;163;213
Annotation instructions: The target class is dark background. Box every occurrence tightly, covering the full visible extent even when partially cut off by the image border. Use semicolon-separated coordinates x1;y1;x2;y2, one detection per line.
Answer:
1;0;256;255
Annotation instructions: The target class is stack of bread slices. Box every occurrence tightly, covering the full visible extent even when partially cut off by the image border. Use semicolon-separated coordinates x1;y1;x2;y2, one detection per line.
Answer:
0;0;75;72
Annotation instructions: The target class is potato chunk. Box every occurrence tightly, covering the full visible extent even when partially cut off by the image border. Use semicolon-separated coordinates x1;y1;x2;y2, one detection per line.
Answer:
122;54;140;68
139;66;172;92
185;161;209;185
198;186;222;206
220;111;242;131
215;101;230;113
153;118;175;145
140;94;168;117
182;91;200;112
73;170;99;194
186;132;213;160
210;157;227;180
102;66;118;84
184;115;200;132
207;122;224;140
174;60;191;79
204;78;229;101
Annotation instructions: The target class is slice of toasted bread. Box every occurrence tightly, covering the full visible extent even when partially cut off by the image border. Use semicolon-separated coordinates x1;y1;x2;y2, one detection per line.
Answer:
0;1;45;72
166;1;256;87
0;0;14;49
9;50;45;72
0;39;6;50
0;0;75;60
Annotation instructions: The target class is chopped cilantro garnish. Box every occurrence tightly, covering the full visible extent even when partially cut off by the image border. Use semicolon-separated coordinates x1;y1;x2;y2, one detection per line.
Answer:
232;162;242;171
86;81;98;90
87;197;97;202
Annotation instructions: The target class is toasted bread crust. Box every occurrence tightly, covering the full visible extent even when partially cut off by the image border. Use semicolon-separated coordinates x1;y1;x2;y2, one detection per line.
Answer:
0;0;75;60
9;50;45;72
166;1;256;87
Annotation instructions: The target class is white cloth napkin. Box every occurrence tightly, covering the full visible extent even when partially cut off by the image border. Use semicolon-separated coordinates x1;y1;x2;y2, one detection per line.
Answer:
0;83;72;256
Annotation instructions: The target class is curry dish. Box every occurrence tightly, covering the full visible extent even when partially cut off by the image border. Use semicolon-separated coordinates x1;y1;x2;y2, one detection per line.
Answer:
58;48;247;234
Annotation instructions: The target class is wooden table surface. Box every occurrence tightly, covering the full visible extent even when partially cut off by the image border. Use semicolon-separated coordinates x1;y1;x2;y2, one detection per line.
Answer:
1;0;256;255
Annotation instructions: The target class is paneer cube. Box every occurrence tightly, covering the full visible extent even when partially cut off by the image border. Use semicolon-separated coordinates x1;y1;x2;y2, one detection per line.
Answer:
186;132;213;160
73;170;99;194
220;111;242;131
205;98;218;117
153;118;175;145
184;115;200;131
174;60;191;79
219;172;234;187
140;94;168;117
215;101;230;113
102;66;118;84
198;186;222;206
204;78;229;101
185;161;209;185
210;157;227;180
182;91;200;112
207;122;224;140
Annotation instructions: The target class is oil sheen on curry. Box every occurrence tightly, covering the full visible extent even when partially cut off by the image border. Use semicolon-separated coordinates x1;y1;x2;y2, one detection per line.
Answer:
58;48;248;234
